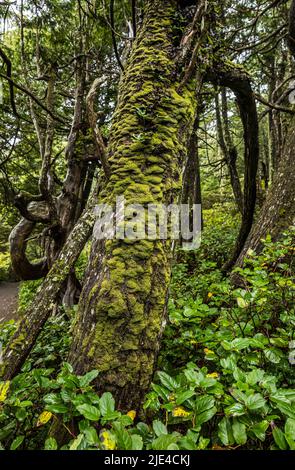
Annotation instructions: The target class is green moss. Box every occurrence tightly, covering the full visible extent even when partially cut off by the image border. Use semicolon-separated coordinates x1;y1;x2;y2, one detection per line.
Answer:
70;0;198;406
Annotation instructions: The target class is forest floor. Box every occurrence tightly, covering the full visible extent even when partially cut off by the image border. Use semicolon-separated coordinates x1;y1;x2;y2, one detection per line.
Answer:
0;282;19;323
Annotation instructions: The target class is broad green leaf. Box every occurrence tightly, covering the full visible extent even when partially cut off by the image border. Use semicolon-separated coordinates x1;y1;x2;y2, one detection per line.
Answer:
175;390;195;405
115;428;132;450
218;417;234;446
251;420;269;441
285;418;295;450
157;372;179;391
79;370;99;388
84;427;99;445
225;402;245;417
245;394;266;410
151;434;178;450
131;434;143;450
195;406;217;427
272;427;288;450
153;420;168;437
194;396;215;415
232;419;247;445
100;392;115;416
45;437;58;450
76;404;100;421
264;349;282;364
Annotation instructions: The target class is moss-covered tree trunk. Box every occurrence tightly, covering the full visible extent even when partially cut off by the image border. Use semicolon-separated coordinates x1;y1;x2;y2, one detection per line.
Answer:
68;0;198;410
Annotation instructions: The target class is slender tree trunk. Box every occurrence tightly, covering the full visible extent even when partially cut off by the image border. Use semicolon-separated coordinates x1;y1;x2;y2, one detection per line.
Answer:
215;89;243;214
68;0;198;411
182;116;203;230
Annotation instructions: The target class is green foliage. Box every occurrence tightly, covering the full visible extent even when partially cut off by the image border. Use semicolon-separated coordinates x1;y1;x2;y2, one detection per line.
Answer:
0;228;294;450
18;279;43;313
0;252;11;282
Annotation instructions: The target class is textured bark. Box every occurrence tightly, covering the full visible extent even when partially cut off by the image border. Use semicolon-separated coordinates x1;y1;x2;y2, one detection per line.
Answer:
68;0;199;411
206;67;259;271
9;201;50;280
0;191;98;380
182;116;203;229
234;0;295;269
289;0;295;58
234;121;295;269
215;90;243;214
9;58;96;297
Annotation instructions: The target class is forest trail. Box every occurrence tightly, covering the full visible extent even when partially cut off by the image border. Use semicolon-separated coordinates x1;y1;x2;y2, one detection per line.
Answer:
0;282;19;323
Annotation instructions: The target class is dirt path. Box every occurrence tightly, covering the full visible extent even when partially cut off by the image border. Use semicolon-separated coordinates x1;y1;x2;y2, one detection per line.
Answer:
0;282;20;323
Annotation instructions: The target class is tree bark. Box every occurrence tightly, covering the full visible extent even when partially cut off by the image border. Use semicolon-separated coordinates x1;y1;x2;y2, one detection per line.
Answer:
206;67;260;271
215;89;243;214
234;119;295;269
68;0;199;411
182;116;203;230
0;189;98;380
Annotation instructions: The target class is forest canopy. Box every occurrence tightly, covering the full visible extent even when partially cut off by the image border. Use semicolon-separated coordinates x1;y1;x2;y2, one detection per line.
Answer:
0;0;294;453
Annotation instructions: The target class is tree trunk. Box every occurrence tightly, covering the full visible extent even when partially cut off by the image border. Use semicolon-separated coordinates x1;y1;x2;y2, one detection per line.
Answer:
182;116;203;230
0;189;98;380
215;89;243;214
68;0;198;411
234;120;295;268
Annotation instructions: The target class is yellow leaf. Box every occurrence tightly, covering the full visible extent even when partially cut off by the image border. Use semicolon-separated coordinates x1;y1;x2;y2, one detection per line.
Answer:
207;292;213;299
168;393;176;403
206;372;219;378
99;430;116;450
37;411;53;427
172;406;191;418
204;348;214;355
0;381;10;403
127;410;136;421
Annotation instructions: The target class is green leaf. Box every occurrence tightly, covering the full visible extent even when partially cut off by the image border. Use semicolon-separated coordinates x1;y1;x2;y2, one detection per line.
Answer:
76;404;100;421
116;428;132;450
218;418;234;446
285;418;295;450
45;403;68;414
157;372;179;391
151;434;178;450
245;394;266;410
236;297;249;309
45;437;58;450
194;396;215;416
153;420;168;437
195;406;217;427
232;419;247;445
84;427;99;445
251;420;269;441
231;338;251;350
15;408;27;421
246;369;265;386
167;443;180;450
274;401;295;420
175;390;195;405
264;349;282;364
10;435;24;450
131;434;143;450
225;402;245;417
79;370;99;388
272;427;288;450
100;392;115;416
